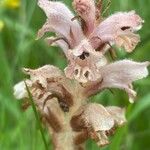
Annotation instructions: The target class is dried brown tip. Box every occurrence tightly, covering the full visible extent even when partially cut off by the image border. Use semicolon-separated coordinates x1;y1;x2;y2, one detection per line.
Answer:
43;107;62;133
70;114;84;131
74;130;88;145
21;101;30;111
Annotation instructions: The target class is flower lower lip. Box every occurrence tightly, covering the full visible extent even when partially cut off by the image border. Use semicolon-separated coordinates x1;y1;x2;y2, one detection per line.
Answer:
78;52;89;60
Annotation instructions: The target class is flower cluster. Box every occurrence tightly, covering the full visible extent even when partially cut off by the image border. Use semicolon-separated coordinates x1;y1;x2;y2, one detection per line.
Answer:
14;0;149;149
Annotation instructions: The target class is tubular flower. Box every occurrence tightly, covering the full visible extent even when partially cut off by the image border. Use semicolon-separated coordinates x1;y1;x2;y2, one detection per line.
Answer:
13;0;149;149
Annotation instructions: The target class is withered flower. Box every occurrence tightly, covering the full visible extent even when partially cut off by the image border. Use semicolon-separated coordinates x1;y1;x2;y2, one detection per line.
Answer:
14;0;149;149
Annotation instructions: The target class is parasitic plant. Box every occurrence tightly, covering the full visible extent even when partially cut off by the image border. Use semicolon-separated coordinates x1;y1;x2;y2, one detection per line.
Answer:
14;0;149;149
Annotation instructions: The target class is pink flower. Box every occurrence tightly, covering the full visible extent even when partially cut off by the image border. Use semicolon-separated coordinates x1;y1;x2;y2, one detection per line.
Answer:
90;11;143;52
36;0;149;102
13;0;149;148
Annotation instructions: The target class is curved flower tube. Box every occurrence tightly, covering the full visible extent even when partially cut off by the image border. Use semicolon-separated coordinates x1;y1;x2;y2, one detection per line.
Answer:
84;60;149;103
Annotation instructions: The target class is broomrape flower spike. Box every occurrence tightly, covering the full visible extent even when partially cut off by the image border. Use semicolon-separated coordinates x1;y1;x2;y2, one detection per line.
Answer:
13;0;149;149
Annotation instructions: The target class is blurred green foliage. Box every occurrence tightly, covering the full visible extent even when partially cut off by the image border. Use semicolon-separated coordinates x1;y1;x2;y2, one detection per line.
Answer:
0;0;150;150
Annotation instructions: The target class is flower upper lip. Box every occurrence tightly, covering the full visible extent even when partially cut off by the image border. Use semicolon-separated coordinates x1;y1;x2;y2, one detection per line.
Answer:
36;0;149;102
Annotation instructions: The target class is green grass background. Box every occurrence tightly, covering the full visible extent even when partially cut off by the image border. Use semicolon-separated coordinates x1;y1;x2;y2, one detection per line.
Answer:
0;0;150;149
